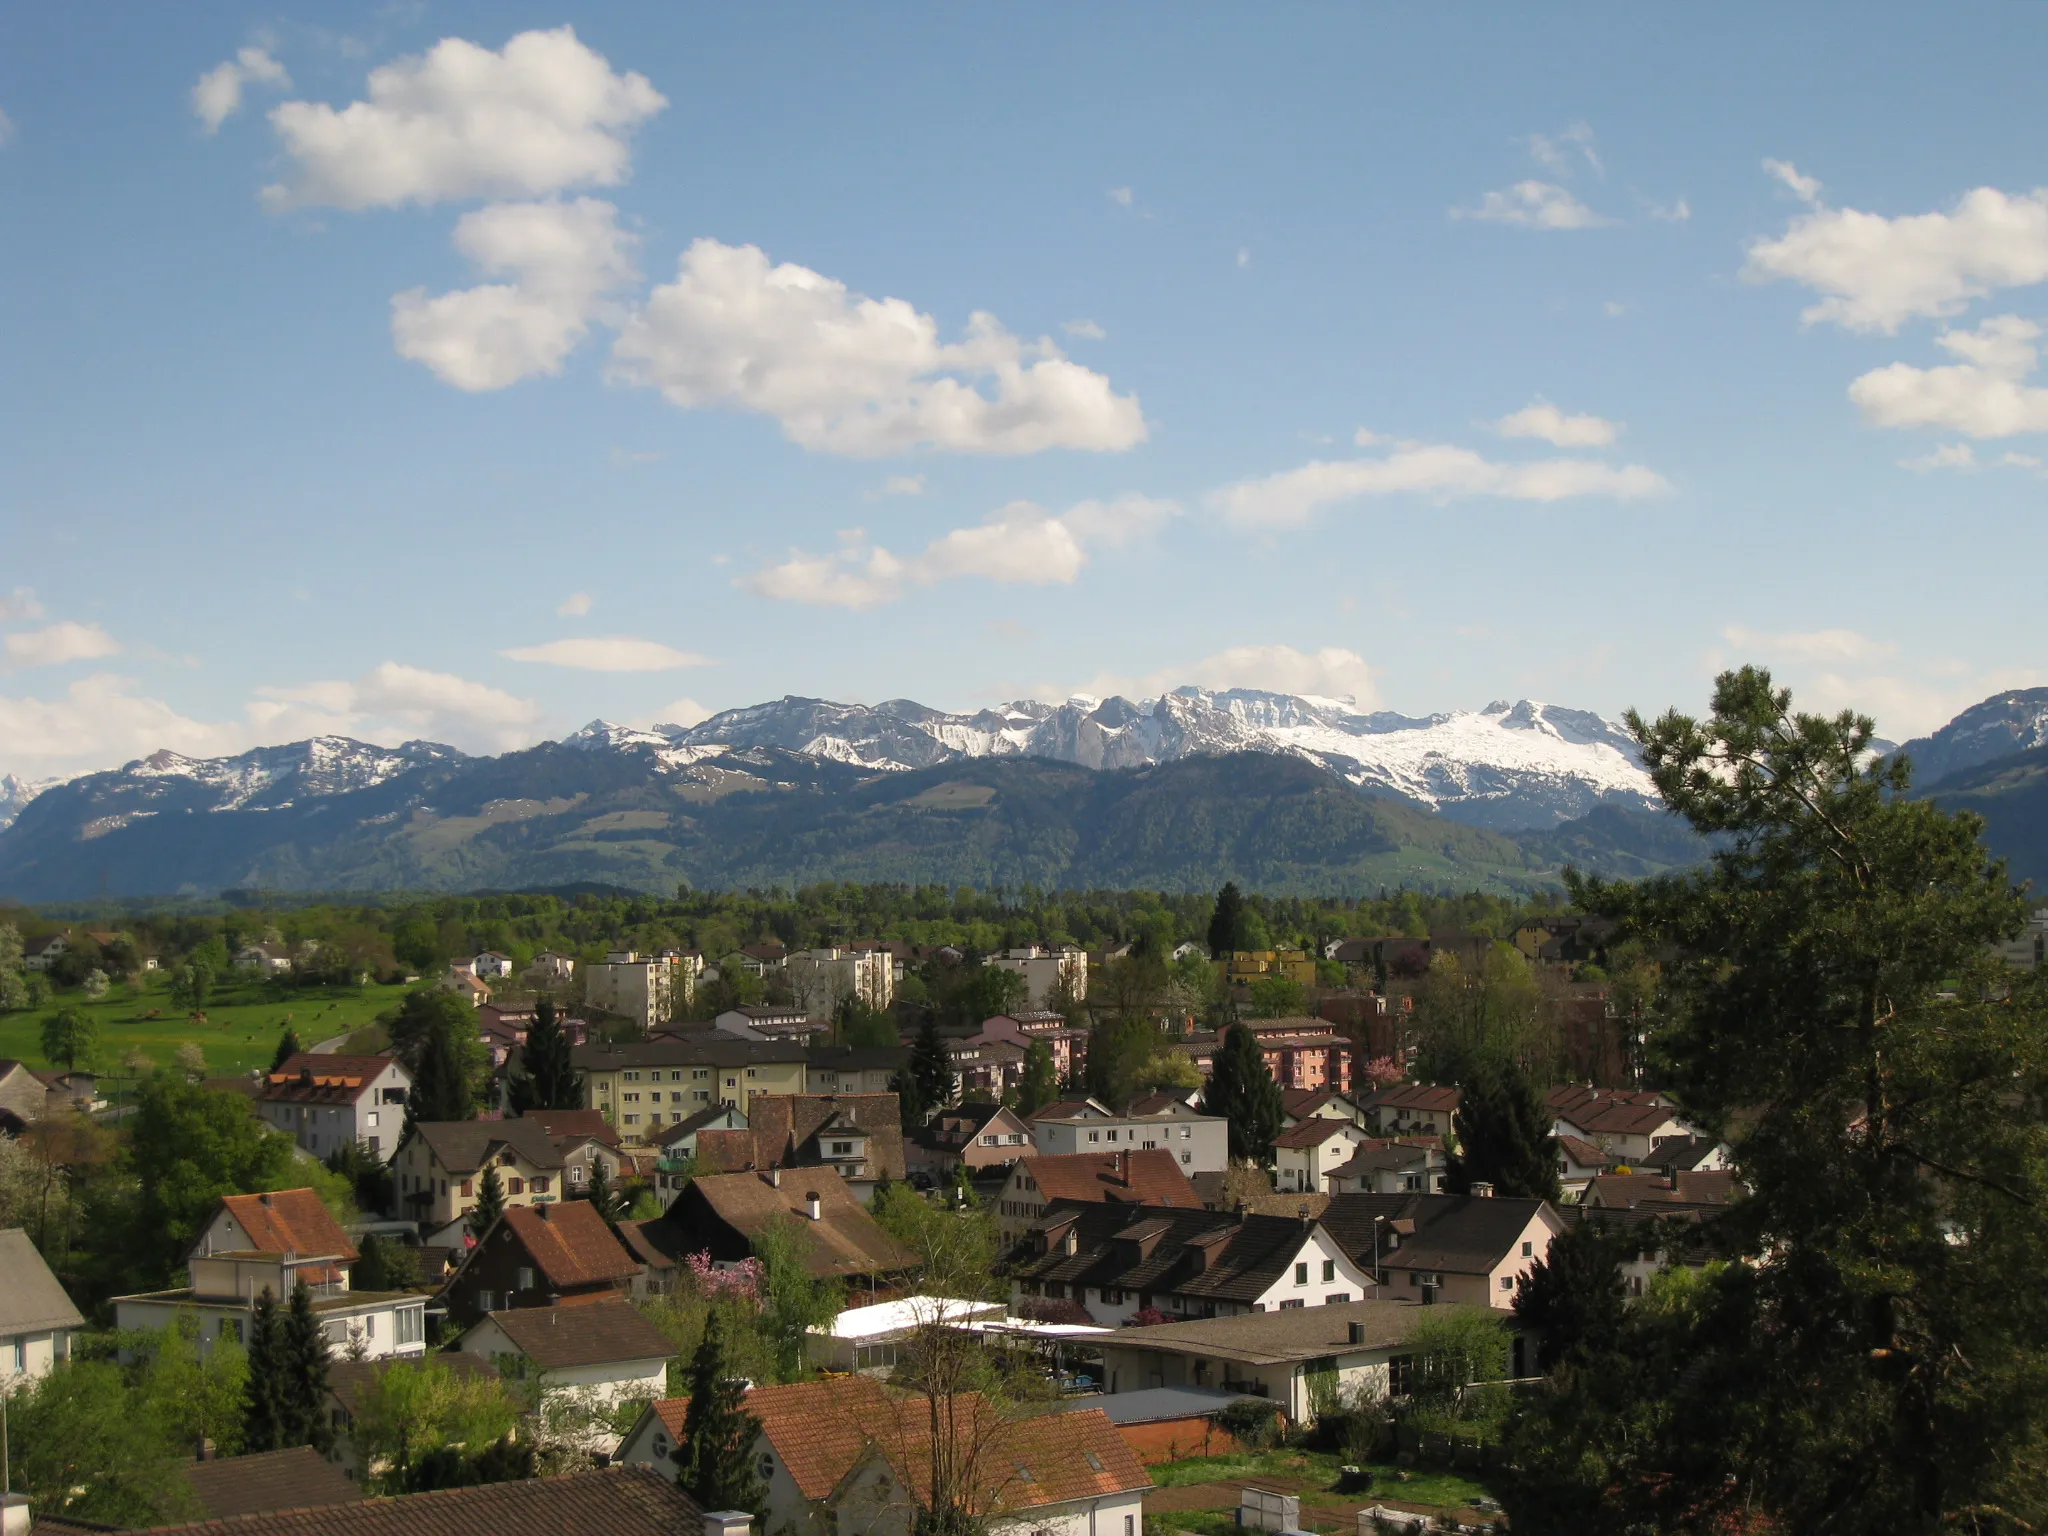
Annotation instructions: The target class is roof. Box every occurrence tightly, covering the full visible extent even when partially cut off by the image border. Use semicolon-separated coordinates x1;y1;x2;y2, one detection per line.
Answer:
1547;1083;1669;1114
406;1118;565;1174
1363;1084;1461;1114
493;1201;641;1288
642;1378;886;1500
1095;1297;1485;1365
0;1228;85;1334
743;1094;907;1181
1557;1135;1611;1168
518;1109;621;1147
325;1353;499;1417
1558;1101;1685;1137
1585;1171;1738;1208
258;1055;398;1107
475;1299;674;1370
1018;1150;1201;1210
131;1464;698;1536
650;1102;742;1147
182;1448;363;1521
1122;1093;1193;1117
814;1296;1006;1339
1281;1088;1356;1117
1649;1135;1724;1172
1327;1140;1435;1178
1008;1202;1328;1305
680;1172;916;1279
1318;1192;1556;1277
1030;1098;1110;1122
206;1191;359;1264
1273;1118;1355;1150
873;1402;1151;1511
806;1045;910;1073
572;1037;807;1070
1057;1384;1257;1425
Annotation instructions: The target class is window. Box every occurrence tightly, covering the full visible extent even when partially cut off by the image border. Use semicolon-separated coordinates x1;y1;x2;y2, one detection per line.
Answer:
746;1068;757;1079
365;1315;376;1338
531;1177;550;1194
626;1071;640;1082
1182;1152;1191;1164
1521;1240;1534;1257
1181;1126;1192;1138
460;1178;473;1197
518;1267;535;1290
509;1178;525;1195
1087;1131;1099;1143
1295;1262;1309;1285
693;1068;709;1080
1007;1133;1024;1144
671;1070;683;1082
477;1290;494;1313
1325;1293;1350;1305
1322;1259;1336;1283
726;1077;737;1088
439;1179;449;1197
1143;1139;1156;1149
1106;1129;1118;1142
1500;1276;1514;1291
671;1112;683;1123
624;1092;640;1103
1126;1517;1135;1536
625;1114;640;1125
366;1111;378;1127
694;1090;710;1102
833;1141;854;1155
1279;1298;1306;1310
598;1080;611;1095
396;1306;423;1345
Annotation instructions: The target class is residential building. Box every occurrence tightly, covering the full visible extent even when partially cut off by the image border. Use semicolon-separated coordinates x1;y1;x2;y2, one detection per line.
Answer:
441;970;492;1007
992;1150;1202;1248
1361;1084;1460;1137
1582;1170;1739;1209
457;1299;673;1419
786;947;894;1013
1326;1140;1448;1196
1555;1135;1613;1197
715;1004;826;1041
649;1103;748;1196
913;1102;1035;1182
391;1119;603;1238
805;1045;908;1095
1222;949;1317;989
1241;1020;1353;1095
1318;1191;1567;1310
623;1170;915;1285
21;932;68;971
253;1054;411;1162
1090;1298;1508;1419
1280;1088;1366;1129
114;1189;426;1359
1271;1117;1371;1195
978;1012;1089;1082
0;1227;83;1385
944;1035;1026;1101
584;950;686;1031
236;942;294;976
1649;1135;1734;1175
180;1446;364;1520
441;1199;643;1328
1008;1202;1378;1325
1996;907;2048;967
1552;1093;1695;1163
690;1092;907;1202
1030;1101;1228;1175
574;1036;809;1141
0;1058;60;1130
720;943;790;978
529;949;578;983
471;952;516;980
1054;1386;1252;1464
986;945;1088;1009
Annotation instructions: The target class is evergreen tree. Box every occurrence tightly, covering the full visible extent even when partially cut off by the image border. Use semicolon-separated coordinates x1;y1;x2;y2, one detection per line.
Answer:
1207;882;1247;957
1017;1039;1058;1115
891;1066;926;1131
269;1029;302;1074
467;1164;506;1240
405;1012;475;1131
242;1287;287;1452
1512;1216;1633;1372
675;1309;767;1517
910;1013;951;1114
281;1280;334;1452
1446;1054;1561;1201
583;1157;622;1224
1201;1023;1283;1163
508;998;579;1113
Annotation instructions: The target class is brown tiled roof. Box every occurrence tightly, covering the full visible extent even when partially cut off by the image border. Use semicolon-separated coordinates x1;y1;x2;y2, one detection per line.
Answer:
1547;1083;1669;1115
1029;1099;1106;1122
683;1172;916;1279
134;1464;698;1536
182;1447;363;1520
1557;1135;1610;1168
1363;1084;1460;1115
1019;1151;1200;1210
692;1127;760;1173
1280;1088;1355;1118
1318;1192;1555;1277
1586;1171;1737;1208
259;1055;396;1107
477;1299;674;1370
495;1201;641;1287
209;1190;358;1264
519;1109;621;1147
1273;1118;1354;1150
693;1095;907;1182
1009;1202;1328;1305
408;1119;565;1175
871;1400;1151;1511
1559;1102;1684;1137
1123;1093;1194;1117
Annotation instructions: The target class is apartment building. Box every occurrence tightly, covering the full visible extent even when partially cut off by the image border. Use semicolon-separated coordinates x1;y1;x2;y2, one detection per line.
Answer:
785;947;894;1013
987;945;1088;1009
573;1036;809;1143
582;949;698;1031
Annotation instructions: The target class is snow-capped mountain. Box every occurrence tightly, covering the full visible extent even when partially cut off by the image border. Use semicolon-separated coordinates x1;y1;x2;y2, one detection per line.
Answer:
0;774;66;833
1897;688;2048;788
568;688;1659;830
122;737;467;810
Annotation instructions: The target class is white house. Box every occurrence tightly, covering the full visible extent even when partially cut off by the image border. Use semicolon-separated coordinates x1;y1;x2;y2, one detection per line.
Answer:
21;934;68;972
456;1299;672;1423
1272;1118;1371;1194
1029;1101;1228;1175
235;943;294;976
472;951;516;980
987;946;1088;1010
0;1228;83;1386
254;1053;412;1162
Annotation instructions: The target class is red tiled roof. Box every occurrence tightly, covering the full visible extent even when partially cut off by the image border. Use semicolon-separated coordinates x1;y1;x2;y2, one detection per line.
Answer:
211;1189;358;1263
1273;1118;1354;1150
259;1054;397;1107
1560;1102;1682;1137
498;1201;640;1288
1020;1150;1200;1209
519;1109;621;1148
871;1399;1151;1511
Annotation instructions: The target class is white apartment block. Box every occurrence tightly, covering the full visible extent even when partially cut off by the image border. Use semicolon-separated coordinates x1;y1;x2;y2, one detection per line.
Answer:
584;949;693;1030
785;947;894;1013
987;945;1088;1009
1029;1101;1228;1174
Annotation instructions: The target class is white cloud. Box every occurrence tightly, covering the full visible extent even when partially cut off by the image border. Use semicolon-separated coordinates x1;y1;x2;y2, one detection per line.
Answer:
0;675;241;779
3;621;120;669
500;636;709;671
392;197;637;389
1108;187;1134;207
1648;198;1691;223
192;47;291;133
1081;644;1381;710
1212;439;1670;528
0;588;44;622
1603;300;1630;318
263;26;665;210
1062;319;1106;340
866;474;926;500
1745;175;2048;333
610;238;1147;456
557;591;593;616
1237;248;1251;269
1762;158;1822;206
1492;400;1621;448
1721;625;1899;665
742;494;1178;609
2003;451;2045;469
1898;442;1978;472
1849;315;2048;438
1528;122;1601;178
1456;181;1610;230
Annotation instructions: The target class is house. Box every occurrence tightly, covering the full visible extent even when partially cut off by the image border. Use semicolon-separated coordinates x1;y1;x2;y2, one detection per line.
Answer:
456;1298;673;1416
1649;1135;1734;1175
471;951;516;980
391;1119;601;1240
1240;1019;1353;1095
0;1227;84;1385
913;1102;1035;1180
441;1199;644;1327
1995;907;2048;968
114;1189;426;1359
21;932;69;971
574;1036;809;1141
527;949;578;984
0;1058;62;1130
35;1069;101;1112
650;1104;748;1197
584;950;690;1030
254;1054;412;1162
803;1295;1008;1375
979;1012;1090;1083
986;945;1088;1010
1280;1088;1366;1130
1326;1140;1448;1196
1560;1200;1729;1297
236;942;295;976
1318;1191;1567;1310
1030;1101;1228;1175
805;1045;908;1095
786;948;895;1013
626;1170;916;1285
1272;1118;1371;1194
1361;1084;1460;1137
941;1035;1026;1102
181;1446;364;1519
688;1093;907;1203
1555;1135;1613;1197
1090;1298;1506;1421
441;970;492;1007
1008;1201;1378;1326
1553;1094;1695;1162
1583;1170;1739;1210
992;1150;1202;1248
322;1352;502;1483
715;1004;826;1041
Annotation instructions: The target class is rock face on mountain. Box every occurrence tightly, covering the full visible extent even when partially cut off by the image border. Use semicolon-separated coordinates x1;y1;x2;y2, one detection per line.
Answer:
1897;689;2048;790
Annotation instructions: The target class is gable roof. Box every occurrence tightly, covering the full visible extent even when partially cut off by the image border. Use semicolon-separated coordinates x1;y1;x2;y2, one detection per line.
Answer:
258;1055;401;1107
206;1190;359;1264
477;1298;673;1370
1557;1135;1611;1168
1363;1084;1461;1115
182;1448;363;1521
1018;1150;1201;1210
1648;1134;1724;1172
1557;1101;1685;1138
643;1377;893;1501
1030;1098;1110;1122
1317;1192;1556;1277
1008;1201;1332;1304
407;1118;565;1174
1585;1170;1738;1208
1280;1088;1355;1118
744;1094;907;1181
679;1171;916;1278
1273;1118;1355;1150
0;1227;85;1334
1098;1297;1482;1364
492;1201;641;1288
650;1102;743;1148
1327;1140;1436;1178
131;1465;697;1536
518;1109;620;1148
871;1400;1151;1512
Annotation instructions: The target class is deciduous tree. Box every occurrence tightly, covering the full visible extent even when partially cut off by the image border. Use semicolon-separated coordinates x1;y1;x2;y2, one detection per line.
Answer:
40;1006;98;1072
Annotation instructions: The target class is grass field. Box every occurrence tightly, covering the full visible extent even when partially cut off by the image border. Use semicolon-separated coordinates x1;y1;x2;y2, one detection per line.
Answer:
1147;1447;1496;1528
0;975;416;1083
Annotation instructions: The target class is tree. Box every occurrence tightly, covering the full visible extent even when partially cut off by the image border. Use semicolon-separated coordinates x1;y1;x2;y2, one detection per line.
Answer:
1245;975;1306;1019
168;961;212;1013
282;1279;335;1452
507;996;579;1113
583;1157;622;1224
348;1356;524;1494
1207;882;1248;956
129;1075;297;1283
405;1004;477;1130
389;988;487;1084
945;964;1027;1027
910;1013;952;1114
1017;1039;1058;1115
835;993;898;1050
269;1028;302;1073
243;1287;289;1453
1446;1054;1561;1201
467;1163;505;1239
1511;1216;1633;1372
1503;667;2048;1536
675;1308;767;1517
80;967;110;1000
139;1312;249;1459
8;1358;194;1526
1083;1012;1159;1108
753;1214;844;1381
41;1006;98;1072
352;1232;417;1291
1200;1023;1283;1164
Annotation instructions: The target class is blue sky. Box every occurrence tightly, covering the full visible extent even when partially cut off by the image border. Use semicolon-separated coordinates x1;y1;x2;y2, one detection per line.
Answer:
4;4;2046;781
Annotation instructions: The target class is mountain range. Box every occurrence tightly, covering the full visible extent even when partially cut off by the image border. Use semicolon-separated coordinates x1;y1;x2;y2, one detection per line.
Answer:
2;685;2044;901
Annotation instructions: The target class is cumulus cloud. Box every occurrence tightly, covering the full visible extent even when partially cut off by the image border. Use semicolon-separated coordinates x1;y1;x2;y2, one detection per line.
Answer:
1081;644;1381;710
1721;625;1899;666
1849;314;2048;438
610;238;1147;456
629;698;712;730
1491;400;1621;447
1647;198;1691;223
1061;319;1106;340
3;621;120;669
1745;172;2048;333
1709;629;2045;740
253;662;540;740
391;197;638;389
1211;437;1669;529
1898;442;1978;472
1528;122;1601;177
500;636;708;671
0;676;241;779
0;588;44;622
742;494;1178;609
192;47;291;133
263;26;665;210
867;474;926;499
1456;180;1610;230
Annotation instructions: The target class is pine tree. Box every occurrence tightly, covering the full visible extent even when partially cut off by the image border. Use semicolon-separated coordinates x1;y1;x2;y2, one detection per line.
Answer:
269;1028;302;1074
405;1012;475;1132
583;1157;622;1224
1512;1216;1633;1372
676;1309;766;1517
281;1280;334;1452
1207;882;1247;957
910;1013;951;1114
891;1066;926;1131
1447;1054;1561;1201
1018;1039;1058;1115
1201;1023;1282;1163
509;998;579;1113
468;1163;506;1240
242;1287;287;1452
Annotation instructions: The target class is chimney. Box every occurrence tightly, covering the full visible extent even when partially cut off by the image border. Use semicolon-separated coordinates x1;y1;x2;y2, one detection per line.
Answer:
805;1192;822;1221
704;1514;753;1536
1347;1321;1366;1346
539;1203;552;1221
1470;1181;1495;1199
769;1167;782;1188
259;1192;273;1207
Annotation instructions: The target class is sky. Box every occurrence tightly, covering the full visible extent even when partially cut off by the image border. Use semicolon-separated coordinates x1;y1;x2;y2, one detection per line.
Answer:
4;4;2047;783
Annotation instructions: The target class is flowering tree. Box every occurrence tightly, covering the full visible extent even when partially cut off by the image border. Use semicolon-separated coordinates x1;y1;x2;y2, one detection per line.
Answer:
1362;1055;1404;1090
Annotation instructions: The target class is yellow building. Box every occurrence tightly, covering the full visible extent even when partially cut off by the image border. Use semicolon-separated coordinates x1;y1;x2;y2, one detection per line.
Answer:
572;1037;810;1145
1226;948;1318;987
